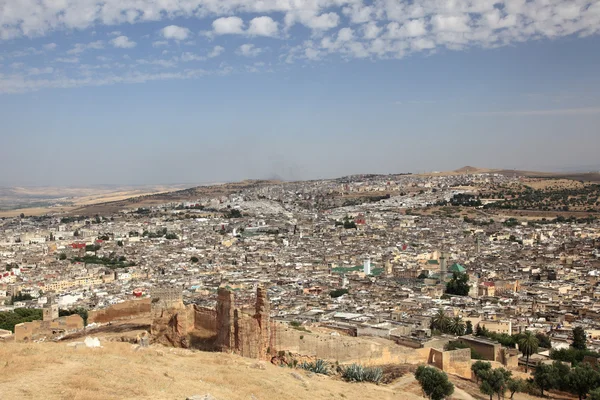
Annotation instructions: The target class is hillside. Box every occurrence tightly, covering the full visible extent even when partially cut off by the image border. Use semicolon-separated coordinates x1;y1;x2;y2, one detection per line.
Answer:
0;341;411;400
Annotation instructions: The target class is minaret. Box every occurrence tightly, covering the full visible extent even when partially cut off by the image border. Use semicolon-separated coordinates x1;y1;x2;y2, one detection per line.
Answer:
476;237;481;254
440;252;447;280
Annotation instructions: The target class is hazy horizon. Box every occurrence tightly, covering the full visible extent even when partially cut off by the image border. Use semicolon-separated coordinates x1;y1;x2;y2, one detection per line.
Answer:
2;0;600;186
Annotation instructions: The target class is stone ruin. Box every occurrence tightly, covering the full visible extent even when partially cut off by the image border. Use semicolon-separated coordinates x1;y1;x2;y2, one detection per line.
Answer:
150;286;272;360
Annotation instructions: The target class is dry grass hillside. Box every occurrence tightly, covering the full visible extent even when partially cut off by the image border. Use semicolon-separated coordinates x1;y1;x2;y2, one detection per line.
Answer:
0;341;413;400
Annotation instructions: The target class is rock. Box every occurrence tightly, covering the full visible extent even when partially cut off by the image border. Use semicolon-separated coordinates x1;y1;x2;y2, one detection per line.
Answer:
186;395;217;400
84;337;101;348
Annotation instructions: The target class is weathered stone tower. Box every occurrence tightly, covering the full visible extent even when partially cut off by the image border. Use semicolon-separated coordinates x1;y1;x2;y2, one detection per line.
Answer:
43;294;59;322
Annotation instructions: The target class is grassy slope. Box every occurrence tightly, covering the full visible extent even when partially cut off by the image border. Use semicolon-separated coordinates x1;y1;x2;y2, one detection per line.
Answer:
0;341;406;400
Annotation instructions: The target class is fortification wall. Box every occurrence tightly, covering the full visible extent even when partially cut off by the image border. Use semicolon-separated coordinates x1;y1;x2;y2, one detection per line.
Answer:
15;314;84;342
88;298;151;324
193;306;217;334
272;322;429;365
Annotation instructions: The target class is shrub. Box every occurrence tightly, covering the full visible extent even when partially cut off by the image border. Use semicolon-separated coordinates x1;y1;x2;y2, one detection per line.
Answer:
300;359;329;375
341;364;383;383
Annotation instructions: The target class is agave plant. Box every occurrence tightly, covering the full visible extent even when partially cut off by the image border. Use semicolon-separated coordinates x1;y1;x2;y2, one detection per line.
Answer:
300;359;329;375
341;364;383;383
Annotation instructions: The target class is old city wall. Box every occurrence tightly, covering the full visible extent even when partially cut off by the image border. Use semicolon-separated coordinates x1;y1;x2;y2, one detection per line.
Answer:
428;348;472;379
272;322;430;365
15;314;84;342
193;306;217;334
88;298;152;324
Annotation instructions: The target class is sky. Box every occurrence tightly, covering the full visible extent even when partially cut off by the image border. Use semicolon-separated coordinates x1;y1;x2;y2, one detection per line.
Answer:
1;0;600;186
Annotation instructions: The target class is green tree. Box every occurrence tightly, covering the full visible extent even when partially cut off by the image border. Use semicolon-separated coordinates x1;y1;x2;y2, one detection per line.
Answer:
415;366;455;400
117;240;123;247
190;256;199;263
445;272;470;296
479;368;511;400
518;331;539;372
507;378;525;399
532;363;556;397
58;253;67;260
471;360;492;383
572;327;587;350
567;364;600;400
431;309;449;332
465;320;473;335
536;332;552;349
590;387;600;400
447;316;466;336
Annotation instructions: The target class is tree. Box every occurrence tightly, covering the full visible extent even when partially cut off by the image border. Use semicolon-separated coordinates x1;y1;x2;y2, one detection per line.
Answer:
415;366;454;400
552;361;571;391
590;387;600;400
190;256;199;263
471;361;492;383
445;272;470;296
117;240;123;247
567;364;600;400
518;331;539;372
479;368;511;400
19;213;25;218
536;332;552;349
533;363;557;397
58;253;67;260
447;316;466;336
431;309;449;332
507;378;525;399
572;327;587;350
465;320;473;335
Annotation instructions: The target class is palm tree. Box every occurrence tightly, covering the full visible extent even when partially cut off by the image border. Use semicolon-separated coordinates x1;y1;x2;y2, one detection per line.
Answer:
432;308;449;333
448;316;466;336
518;331;539;372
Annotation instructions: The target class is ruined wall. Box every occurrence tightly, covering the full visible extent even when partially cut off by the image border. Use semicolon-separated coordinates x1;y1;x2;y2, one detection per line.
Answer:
215;288;235;351
15;314;84;342
88;298;151;324
151;306;194;348
193;306;217;333
428;348;472;379
272;322;430;365
457;337;501;362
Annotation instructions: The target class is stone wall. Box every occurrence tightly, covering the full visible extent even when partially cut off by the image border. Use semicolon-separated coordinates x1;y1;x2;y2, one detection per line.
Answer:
193;306;217;333
428;348;472;379
271;322;430;365
15;314;84;342
88;298;152;324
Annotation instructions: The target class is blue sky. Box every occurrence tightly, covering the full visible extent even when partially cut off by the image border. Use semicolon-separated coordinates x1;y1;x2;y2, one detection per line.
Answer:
1;0;600;186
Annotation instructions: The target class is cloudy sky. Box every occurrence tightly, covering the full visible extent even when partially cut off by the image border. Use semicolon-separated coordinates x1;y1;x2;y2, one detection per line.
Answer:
1;0;600;185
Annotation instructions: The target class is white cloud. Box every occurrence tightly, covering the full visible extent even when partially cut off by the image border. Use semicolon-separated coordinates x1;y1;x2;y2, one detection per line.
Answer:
213;17;245;35
43;43;57;51
248;16;279;37
28;67;54;75
208;45;225;58
237;44;262;57
67;41;104;54
152;41;168;47
180;52;205;62
111;35;136;48
55;57;79;63
161;25;190;40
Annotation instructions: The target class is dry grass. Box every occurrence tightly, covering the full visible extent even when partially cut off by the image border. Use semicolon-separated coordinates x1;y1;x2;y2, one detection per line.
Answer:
0;342;400;400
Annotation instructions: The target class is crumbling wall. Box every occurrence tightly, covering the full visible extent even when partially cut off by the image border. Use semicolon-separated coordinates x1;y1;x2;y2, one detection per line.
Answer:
88;298;151;324
150;306;193;348
193;306;217;333
15;315;84;342
215;288;235;351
